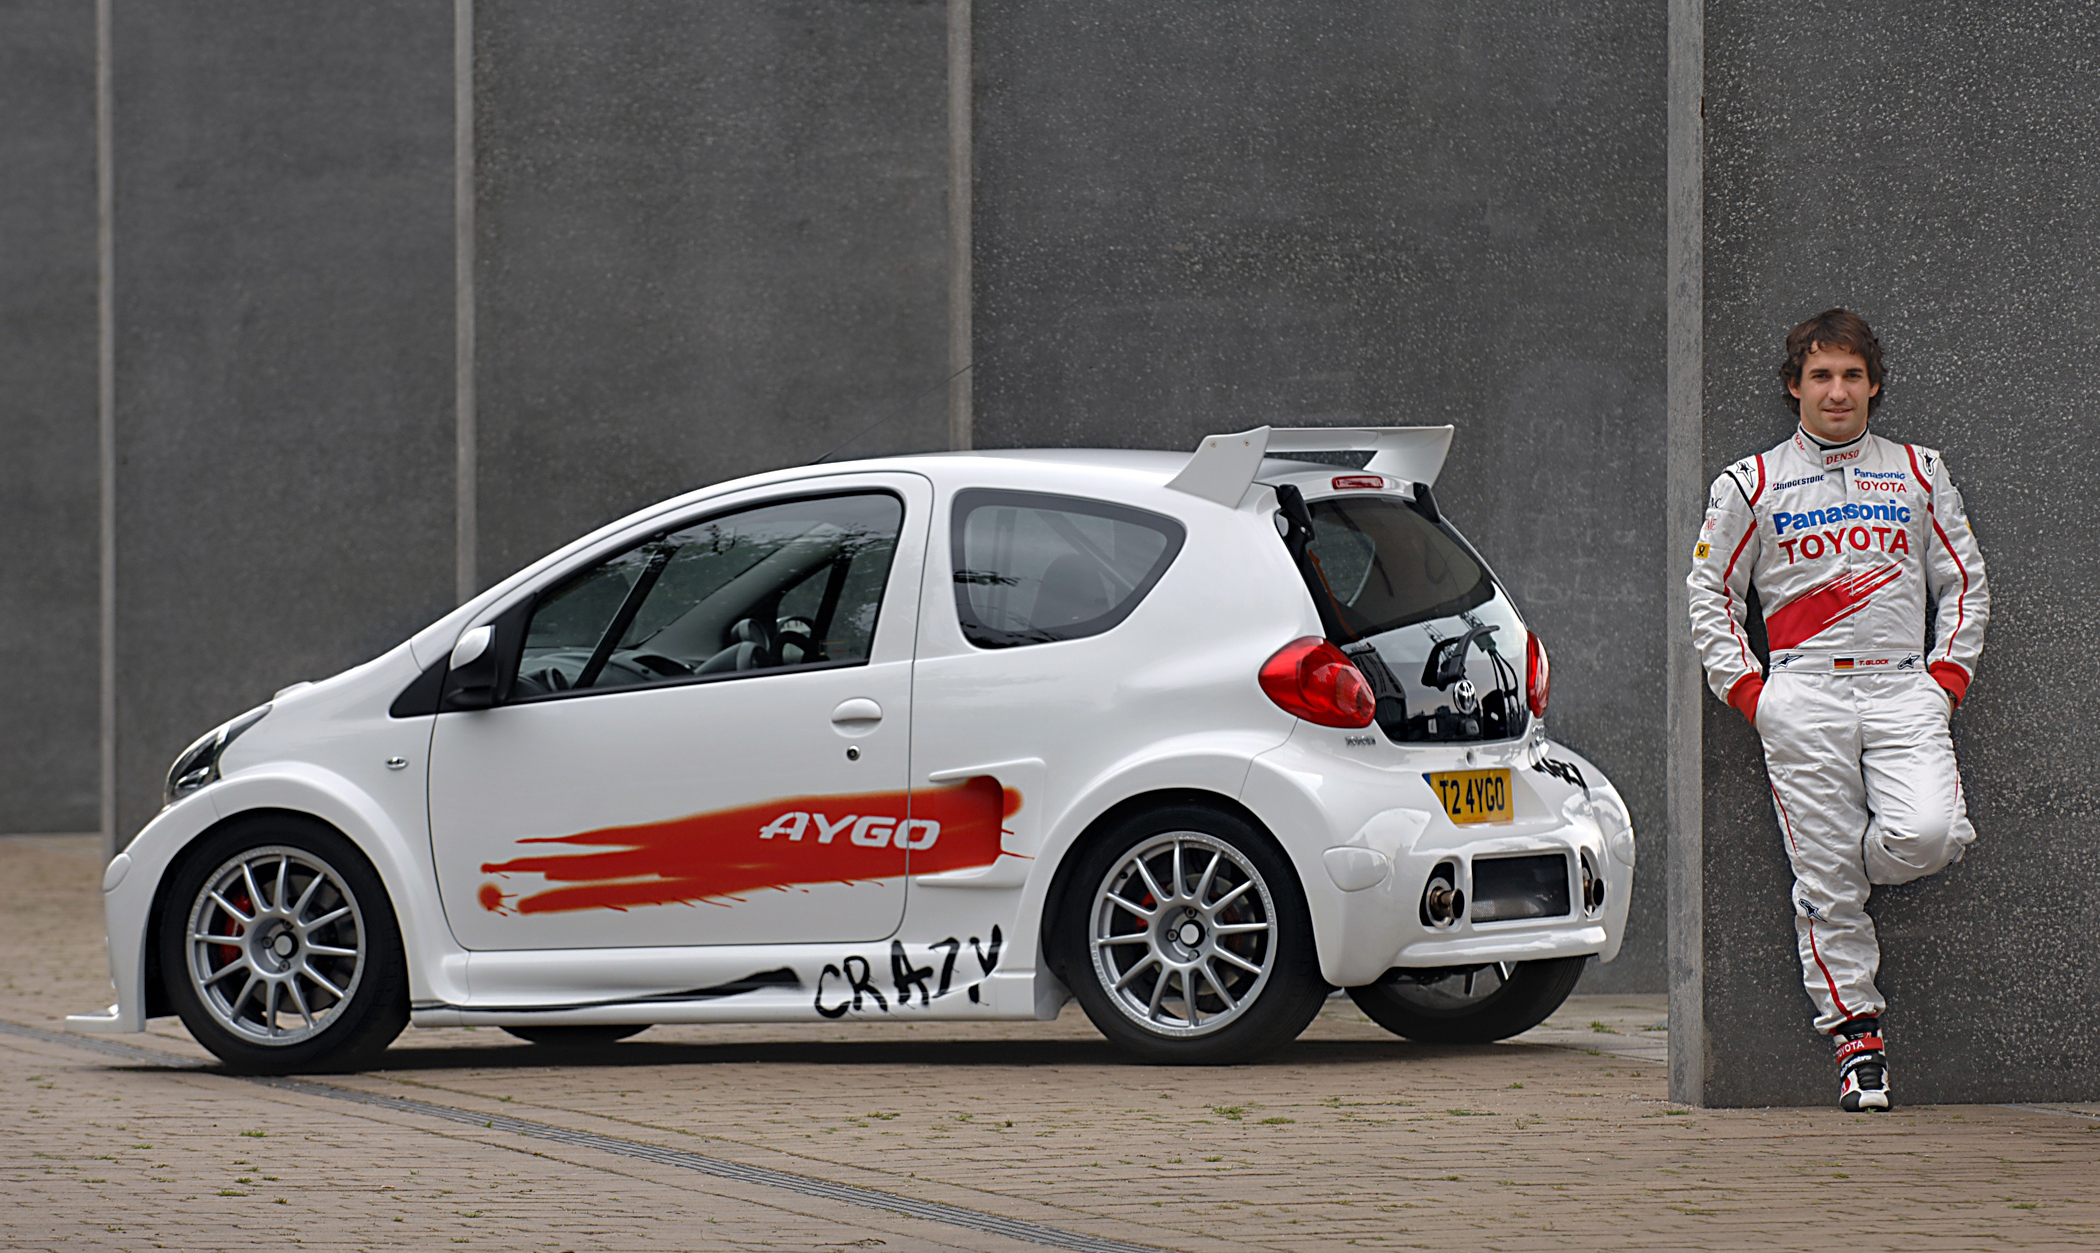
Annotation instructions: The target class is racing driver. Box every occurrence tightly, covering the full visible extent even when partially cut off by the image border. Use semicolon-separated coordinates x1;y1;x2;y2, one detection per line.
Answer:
1688;308;1989;1112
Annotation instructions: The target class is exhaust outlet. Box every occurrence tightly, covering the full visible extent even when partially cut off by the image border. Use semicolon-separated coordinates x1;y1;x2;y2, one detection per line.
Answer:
1581;851;1606;914
1420;866;1465;929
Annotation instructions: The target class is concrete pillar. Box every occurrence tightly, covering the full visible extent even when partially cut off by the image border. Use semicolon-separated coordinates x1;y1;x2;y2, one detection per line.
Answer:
0;1;99;836
1672;0;2100;1105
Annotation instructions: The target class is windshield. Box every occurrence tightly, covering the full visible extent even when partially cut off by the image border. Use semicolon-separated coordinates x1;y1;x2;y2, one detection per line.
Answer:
1300;495;1529;743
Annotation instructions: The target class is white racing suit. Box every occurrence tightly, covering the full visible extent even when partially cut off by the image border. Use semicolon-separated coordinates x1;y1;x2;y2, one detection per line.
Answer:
1689;427;1989;1031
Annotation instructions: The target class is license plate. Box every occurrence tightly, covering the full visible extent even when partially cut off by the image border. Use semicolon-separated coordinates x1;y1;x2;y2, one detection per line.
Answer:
1426;768;1513;825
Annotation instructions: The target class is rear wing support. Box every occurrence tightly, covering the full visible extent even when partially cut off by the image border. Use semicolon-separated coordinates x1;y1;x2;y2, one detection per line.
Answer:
1163;425;1457;507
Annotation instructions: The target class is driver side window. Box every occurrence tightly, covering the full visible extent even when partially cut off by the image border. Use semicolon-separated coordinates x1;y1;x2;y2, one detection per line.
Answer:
514;492;903;699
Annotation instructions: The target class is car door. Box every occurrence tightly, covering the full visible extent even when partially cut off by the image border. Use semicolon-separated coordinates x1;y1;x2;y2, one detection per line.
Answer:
430;473;930;950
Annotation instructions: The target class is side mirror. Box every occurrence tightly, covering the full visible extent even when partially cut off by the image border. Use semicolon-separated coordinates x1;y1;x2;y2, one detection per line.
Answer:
443;625;498;710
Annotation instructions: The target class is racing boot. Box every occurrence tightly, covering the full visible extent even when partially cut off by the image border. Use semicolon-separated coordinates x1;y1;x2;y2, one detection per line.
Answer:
1834;1016;1890;1112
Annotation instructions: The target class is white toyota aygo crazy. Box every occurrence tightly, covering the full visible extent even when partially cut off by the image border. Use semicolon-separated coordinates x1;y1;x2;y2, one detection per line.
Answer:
71;426;1634;1072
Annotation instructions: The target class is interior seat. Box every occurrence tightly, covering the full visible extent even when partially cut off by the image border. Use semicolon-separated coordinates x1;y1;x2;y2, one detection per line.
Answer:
693;617;778;675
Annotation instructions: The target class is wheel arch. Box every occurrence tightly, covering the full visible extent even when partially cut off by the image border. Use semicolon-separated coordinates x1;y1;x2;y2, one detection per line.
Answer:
129;767;468;1017
1036;787;1302;985
141;807;385;1020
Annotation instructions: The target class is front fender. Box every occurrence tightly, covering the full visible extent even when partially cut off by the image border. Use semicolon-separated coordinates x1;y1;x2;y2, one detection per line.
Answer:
72;788;224;1033
79;765;467;1035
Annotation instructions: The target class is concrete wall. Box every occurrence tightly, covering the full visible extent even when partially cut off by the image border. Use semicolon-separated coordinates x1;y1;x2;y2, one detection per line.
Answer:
472;0;950;587
972;0;1670;991
0;0;100;834
108;2;458;841
1679;0;2100;1105
0;0;2078;1103
94;0;954;841
23;1;1679;993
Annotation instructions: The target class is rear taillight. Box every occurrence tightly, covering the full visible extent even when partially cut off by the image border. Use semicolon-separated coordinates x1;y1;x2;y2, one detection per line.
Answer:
1260;637;1376;728
1526;632;1550;717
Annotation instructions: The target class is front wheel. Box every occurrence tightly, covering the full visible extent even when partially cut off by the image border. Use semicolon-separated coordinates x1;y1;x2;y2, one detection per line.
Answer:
1347;957;1585;1044
159;815;409;1074
1055;806;1328;1064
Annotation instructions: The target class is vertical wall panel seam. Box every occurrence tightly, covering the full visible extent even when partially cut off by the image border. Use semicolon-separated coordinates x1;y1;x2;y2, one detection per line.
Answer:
945;0;972;451
1664;0;1706;1107
454;0;478;601
95;0;116;856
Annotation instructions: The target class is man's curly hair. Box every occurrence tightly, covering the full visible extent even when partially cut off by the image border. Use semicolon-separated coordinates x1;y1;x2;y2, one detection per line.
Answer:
1780;308;1884;415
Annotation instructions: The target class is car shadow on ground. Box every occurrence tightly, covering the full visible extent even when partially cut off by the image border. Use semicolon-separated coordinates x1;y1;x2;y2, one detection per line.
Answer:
318;1034;1567;1074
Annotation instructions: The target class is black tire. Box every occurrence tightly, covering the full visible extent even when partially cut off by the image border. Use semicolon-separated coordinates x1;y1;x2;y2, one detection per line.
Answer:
1053;804;1329;1064
502;1025;646;1048
158;814;409;1074
1347;956;1586;1044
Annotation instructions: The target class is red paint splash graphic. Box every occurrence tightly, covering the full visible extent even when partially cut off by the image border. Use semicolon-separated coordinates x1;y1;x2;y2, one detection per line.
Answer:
1765;562;1904;651
477;776;1020;915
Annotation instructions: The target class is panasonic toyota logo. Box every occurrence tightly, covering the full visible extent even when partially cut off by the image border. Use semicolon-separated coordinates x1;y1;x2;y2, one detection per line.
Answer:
1853;469;1910;493
1773;502;1910;534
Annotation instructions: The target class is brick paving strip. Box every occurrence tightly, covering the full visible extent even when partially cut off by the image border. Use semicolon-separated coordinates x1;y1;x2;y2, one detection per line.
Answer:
0;1017;1161;1253
10;833;2100;1252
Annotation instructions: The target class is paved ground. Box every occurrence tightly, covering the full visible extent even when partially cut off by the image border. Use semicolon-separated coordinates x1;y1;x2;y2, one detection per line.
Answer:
5;833;2099;1252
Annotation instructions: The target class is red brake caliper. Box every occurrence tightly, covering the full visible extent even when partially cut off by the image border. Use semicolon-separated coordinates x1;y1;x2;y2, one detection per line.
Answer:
213;891;250;968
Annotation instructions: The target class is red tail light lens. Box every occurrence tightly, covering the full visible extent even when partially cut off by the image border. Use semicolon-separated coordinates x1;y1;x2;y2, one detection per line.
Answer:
1260;637;1377;728
1526;632;1551;718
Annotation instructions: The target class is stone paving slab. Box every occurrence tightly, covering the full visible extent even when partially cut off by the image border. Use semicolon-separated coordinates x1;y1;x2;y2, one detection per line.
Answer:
7;833;2100;1251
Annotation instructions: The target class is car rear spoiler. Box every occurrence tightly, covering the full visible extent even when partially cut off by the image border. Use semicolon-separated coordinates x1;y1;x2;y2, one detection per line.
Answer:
1163;425;1457;507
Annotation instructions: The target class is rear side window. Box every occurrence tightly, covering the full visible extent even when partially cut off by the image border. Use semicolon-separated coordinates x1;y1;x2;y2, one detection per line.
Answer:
952;490;1185;648
1304;496;1493;642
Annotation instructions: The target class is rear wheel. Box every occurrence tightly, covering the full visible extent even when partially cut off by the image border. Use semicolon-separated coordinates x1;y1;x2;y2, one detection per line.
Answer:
1347;957;1585;1044
1056;805;1327;1064
502;1025;646;1048
159;815;408;1074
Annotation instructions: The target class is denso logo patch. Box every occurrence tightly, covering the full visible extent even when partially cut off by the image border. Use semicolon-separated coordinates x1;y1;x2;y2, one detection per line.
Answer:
1773;502;1909;534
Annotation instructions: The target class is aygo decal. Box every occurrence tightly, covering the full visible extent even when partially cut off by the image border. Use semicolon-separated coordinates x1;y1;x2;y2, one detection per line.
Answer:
478;775;1020;915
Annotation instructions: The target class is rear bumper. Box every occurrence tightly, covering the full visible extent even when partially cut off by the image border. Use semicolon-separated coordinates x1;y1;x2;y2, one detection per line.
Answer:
1242;729;1634;986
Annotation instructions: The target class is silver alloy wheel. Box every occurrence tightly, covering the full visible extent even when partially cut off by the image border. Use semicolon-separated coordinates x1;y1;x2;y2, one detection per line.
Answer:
1383;962;1515;1009
1088;831;1277;1038
183;845;367;1046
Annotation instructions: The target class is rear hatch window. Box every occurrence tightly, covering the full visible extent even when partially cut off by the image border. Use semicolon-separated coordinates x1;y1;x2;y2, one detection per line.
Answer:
1300;495;1529;743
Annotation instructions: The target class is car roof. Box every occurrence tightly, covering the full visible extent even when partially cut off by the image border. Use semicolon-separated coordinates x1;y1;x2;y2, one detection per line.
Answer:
419;432;1449;665
768;447;1382;502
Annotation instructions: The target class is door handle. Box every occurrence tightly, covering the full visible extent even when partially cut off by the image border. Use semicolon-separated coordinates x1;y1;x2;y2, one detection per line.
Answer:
830;698;884;733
